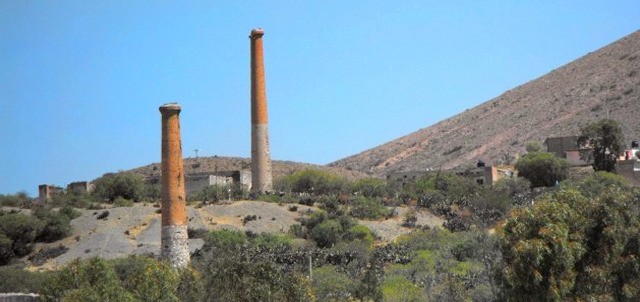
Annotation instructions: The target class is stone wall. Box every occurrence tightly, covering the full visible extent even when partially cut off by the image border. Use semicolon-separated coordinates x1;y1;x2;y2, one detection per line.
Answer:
0;293;40;302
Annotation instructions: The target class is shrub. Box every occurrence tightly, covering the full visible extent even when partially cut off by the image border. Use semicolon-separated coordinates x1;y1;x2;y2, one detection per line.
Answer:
0;233;13;265
114;197;134;207
381;275;425;302
0;191;31;207
352;178;390;198
92;172;146;202
59;205;82;220
243;214;258;225
203;229;248;251
0;213;43;261
249;232;292;248
0;267;50;293
111;256;180;302
41;258;137;302
195;231;313;302
312;265;356;301
96;211;110;220
51;192;97;208
311;220;343;248
277;169;348;195
525;141;542;153
33;207;73;242
187;228;208;239
402;209;418;227
492;177;531;197
577;171;629;197
190;184;229;203
42;256;203;302
349;197;390;220
343;225;375;246
515;152;569;187
29;245;69;266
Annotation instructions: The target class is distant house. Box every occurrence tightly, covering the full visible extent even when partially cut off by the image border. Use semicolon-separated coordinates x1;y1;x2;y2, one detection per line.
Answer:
67;181;94;195
38;184;63;201
544;136;588;166
387;170;437;189
616;140;640;186
455;161;515;186
147;170;252;196
387;161;514;188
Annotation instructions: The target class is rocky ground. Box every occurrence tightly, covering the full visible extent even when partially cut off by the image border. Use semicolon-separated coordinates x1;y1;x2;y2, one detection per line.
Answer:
18;201;444;271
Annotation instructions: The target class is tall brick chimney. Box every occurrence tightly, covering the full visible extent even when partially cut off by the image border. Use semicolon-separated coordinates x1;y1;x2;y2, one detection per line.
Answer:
159;103;189;269
250;28;273;194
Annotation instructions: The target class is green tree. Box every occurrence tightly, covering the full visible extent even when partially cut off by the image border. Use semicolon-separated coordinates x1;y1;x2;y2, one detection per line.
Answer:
515;152;569;187
578;118;626;172
93;172;146;202
498;187;640;301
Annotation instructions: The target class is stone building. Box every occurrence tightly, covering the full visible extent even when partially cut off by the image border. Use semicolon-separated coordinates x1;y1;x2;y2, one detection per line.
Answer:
38;184;63;201
455;161;514;186
387;161;514;188
616;140;640;186
147;170;251;197
66;181;94;195
544;136;588;166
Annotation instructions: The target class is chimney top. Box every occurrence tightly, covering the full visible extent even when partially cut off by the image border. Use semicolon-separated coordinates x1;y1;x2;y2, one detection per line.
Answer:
159;103;181;113
250;28;264;39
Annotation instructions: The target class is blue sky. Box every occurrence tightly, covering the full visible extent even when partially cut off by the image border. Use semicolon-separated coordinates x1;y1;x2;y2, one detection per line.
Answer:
1;1;639;196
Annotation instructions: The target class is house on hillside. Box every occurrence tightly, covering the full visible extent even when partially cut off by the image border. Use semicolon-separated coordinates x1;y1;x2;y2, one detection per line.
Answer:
456;161;515;186
616;140;640;186
67;181;94;195
38;184;64;202
387;161;514;188
387;170;437;189
544;136;588;166
146;170;252;196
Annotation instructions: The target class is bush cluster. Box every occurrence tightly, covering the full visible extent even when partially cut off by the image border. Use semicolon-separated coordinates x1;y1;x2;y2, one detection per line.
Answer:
0;191;32;207
0;206;78;265
498;176;640;301
515;151;569;187
92;172;147;202
41;256;202;302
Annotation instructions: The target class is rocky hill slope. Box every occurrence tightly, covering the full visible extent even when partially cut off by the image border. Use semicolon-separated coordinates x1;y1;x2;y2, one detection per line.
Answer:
330;30;640;176
11;202;442;270
128;156;368;180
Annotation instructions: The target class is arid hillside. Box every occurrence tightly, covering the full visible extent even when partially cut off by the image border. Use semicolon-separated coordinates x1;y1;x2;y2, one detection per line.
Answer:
330;30;640;177
129;156;368;180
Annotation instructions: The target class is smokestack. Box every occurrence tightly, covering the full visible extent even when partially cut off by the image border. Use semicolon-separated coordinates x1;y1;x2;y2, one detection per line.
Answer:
159;103;189;269
250;28;273;194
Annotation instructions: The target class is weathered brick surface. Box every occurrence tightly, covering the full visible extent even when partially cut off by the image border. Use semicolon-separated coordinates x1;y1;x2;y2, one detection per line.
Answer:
250;28;273;193
159;103;189;268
